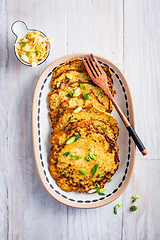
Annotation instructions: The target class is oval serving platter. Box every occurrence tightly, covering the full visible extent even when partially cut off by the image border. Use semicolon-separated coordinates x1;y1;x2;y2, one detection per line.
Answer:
32;53;136;209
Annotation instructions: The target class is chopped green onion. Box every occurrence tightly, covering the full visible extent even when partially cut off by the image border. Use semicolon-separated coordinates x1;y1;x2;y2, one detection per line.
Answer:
114;208;117;215
63;152;70;156
56;82;60;88
108;118;112;121
115;203;122;209
94;152;98;156
75;135;80;141
83;93;91;100
66;136;75;144
80;83;87;90
132;199;136;203
99;192;105;196
35;50;39;54
62;170;68;174
98;93;103;98
73;88;81;97
114;203;122;215
21;41;26;47
68;116;73;122
94;183;100;188
79;170;86;175
97;174;101;178
65;92;73;98
27;52;33;56
133;195;140;199
86;156;92;162
71;155;82;160
66;73;73;79
73;107;82;113
99;188;106;193
109;177;112;182
89;152;96;160
99;124;107;133
130;205;137;211
92;164;99;177
88;189;97;194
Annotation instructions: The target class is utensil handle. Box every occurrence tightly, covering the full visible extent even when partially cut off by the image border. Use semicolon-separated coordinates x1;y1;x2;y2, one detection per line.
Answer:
108;94;147;156
127;125;147;155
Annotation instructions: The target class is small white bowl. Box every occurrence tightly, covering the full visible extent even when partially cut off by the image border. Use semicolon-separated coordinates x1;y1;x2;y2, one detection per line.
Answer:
11;20;51;67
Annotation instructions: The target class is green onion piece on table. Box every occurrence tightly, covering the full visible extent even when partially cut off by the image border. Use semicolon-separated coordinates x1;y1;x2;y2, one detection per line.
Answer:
130;205;137;211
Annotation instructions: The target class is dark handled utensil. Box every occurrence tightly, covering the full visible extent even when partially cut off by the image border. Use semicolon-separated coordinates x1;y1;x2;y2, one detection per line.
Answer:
82;54;147;156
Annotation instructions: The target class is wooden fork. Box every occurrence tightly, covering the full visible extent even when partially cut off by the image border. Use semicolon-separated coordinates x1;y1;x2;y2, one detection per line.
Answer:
82;54;147;156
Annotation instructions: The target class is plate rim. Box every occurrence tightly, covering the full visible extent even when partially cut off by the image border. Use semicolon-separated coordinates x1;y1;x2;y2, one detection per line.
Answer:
32;53;136;209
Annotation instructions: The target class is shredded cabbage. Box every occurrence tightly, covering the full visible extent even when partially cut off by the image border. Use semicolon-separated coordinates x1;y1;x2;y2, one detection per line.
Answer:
14;31;53;67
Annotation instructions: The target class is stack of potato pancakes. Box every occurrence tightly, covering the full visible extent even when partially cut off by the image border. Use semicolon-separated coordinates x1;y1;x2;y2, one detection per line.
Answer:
48;58;119;193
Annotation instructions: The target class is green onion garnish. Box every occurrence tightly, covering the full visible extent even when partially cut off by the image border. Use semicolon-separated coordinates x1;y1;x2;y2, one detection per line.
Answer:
62;170;68;174
109;177;113;182
73;88;81;97
108;118;112;121
21;42;26;47
94;183;100;188
73;107;82;113
86;156;92;162
83;93;91;100
97;174;101;178
79;170;86;175
130;205;137;211
89;152;96;160
80;83;86;90
132;199;136;203
71;155;82;160
66;92;73;98
92;164;99;177
66;136;76;144
75;135;80;141
35;50;39;54
56;82;60;88
99;192;105;196
27;52;33;56
63;152;70;156
98;93;103;98
68;116;73;122
99;124;107;133
66;73;73;79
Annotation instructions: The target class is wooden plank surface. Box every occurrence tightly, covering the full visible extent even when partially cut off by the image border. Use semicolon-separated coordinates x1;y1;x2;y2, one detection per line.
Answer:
0;0;160;239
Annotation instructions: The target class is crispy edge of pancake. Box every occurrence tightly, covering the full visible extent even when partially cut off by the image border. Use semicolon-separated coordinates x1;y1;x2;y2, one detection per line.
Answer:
49;120;119;193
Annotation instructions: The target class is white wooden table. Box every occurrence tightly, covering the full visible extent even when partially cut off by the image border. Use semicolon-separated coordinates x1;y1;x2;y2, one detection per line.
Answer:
1;0;160;239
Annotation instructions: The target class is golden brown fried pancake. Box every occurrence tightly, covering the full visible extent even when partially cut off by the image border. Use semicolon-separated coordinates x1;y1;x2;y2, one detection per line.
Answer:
51;105;119;141
49;82;114;114
49;121;119;193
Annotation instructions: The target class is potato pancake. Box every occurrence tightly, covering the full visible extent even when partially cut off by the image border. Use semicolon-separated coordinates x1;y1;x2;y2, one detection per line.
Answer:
49;121;119;193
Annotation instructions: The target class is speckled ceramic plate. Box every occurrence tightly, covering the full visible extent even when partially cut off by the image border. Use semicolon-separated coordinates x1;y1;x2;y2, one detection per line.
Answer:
32;53;136;209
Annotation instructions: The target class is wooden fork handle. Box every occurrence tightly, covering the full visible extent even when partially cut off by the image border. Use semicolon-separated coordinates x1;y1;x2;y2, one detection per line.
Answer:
107;91;147;156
